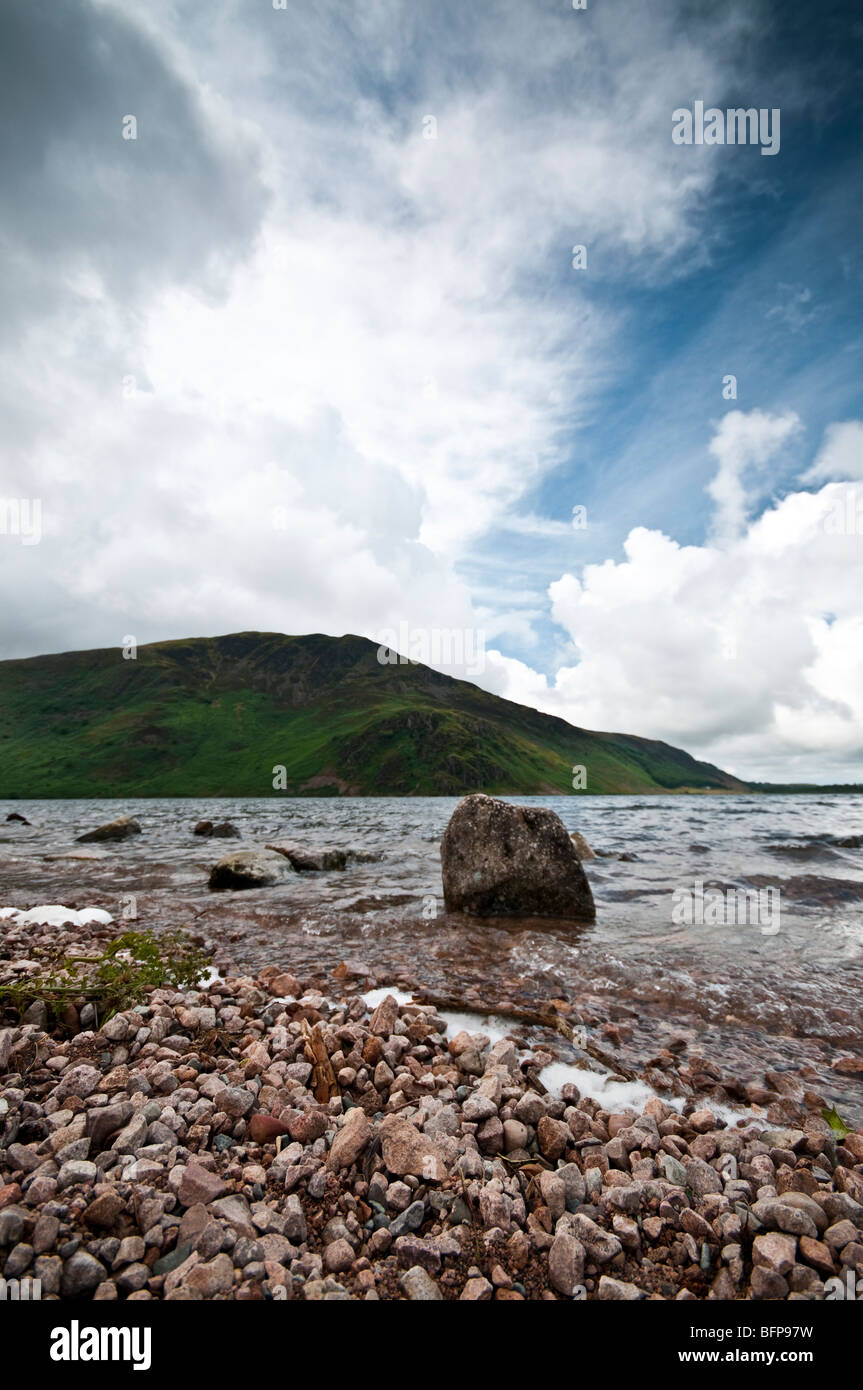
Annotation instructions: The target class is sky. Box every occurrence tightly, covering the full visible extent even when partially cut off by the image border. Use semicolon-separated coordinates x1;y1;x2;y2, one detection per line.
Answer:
1;0;862;782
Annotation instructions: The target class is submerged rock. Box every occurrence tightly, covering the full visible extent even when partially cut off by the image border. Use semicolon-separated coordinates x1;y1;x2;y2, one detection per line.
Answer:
266;841;347;872
194;821;240;839
76;816;142;844
441;794;596;921
5;812;30;825
208;848;295;892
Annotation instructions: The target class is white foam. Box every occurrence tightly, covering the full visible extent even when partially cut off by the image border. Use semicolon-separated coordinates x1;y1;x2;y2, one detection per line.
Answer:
363;987;415;1009
1;904;114;927
539;1060;662;1113
437;1008;523;1048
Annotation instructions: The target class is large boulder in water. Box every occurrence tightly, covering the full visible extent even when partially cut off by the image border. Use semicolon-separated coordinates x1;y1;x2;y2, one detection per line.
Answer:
77;816;142;843
441;794;595;921
208;848;295;892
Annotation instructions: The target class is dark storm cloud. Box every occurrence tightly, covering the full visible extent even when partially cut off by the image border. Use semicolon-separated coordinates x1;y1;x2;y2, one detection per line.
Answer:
0;0;268;327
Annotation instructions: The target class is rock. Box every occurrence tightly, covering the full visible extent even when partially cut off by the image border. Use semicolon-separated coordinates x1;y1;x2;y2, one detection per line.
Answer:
460;1276;493;1301
327;1108;372;1171
193;821;214;836
563;1213;622;1264
267;972;300;998
83;1191;125;1230
380;1117;447;1182
751;1197;819;1240
266;842;347;871
440;794;596;921
6;812;30;824
77;816;142;843
177;1163;228;1207
210;1196;256;1240
684;1157;723;1197
400;1266;443;1300
548;1234;585;1297
753;1232;797;1276
57;1160;98;1191
54;1064;103;1103
750;1267;789;1300
249;1114;291;1145
799;1236;836;1275
208;849;295;891
323;1238;355;1274
369;994;401;1037
598;1275;646;1300
62;1250;107;1296
537;1115;570;1162
210;822;241;839
570;831;596;860
184;1253;234;1297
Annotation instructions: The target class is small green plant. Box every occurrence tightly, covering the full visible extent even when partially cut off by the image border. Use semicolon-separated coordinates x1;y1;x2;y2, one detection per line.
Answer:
0;928;210;1028
823;1105;851;1141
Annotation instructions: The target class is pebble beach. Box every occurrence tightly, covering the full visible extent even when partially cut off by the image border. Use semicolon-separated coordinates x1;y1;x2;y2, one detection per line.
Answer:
2;908;862;1303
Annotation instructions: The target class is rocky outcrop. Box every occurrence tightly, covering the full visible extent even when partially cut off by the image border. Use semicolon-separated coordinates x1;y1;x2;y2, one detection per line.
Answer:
441;794;595;921
208;849;295;892
5;812;30;825
76;816;142;843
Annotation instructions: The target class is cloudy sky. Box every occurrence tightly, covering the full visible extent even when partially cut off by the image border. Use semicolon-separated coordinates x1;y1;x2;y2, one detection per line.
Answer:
1;0;862;782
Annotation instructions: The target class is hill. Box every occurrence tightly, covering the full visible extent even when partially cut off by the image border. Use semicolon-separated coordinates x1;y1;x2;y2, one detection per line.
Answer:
0;631;752;797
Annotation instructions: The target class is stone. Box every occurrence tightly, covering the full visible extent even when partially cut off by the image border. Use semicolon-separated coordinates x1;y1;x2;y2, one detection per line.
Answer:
570;831;596;860
460;1276;493;1300
77;816;142;843
184;1253;234;1296
57;1160;98;1191
548;1234;585;1297
324;1238;355;1274
177;1163;227;1207
537;1115;570;1162
83;1191;125;1230
266;842;347;872
249;1114;291;1145
598;1275;646;1300
369;995;400;1037
753;1232;797;1276
380;1117;447;1182
61;1250;107;1296
440;794;595;921
400;1266;443;1300
799;1236;836;1275
327;1107;372;1171
563;1213;622;1264
208;849;294;892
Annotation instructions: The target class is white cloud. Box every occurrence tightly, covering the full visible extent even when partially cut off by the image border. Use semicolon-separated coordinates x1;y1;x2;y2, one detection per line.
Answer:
706;408;801;542
481;414;863;782
802;420;863;482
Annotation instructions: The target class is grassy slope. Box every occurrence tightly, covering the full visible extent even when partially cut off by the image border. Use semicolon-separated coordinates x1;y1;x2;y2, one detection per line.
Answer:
0;632;750;797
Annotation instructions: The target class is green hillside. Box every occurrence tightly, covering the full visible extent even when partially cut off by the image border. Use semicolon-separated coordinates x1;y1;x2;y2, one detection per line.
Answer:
0;631;750;797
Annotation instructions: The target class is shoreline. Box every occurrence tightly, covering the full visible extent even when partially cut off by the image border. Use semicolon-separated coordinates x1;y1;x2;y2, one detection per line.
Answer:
2;915;863;1302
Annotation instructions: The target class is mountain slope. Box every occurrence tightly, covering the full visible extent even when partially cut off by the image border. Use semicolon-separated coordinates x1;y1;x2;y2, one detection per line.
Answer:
0;632;750;797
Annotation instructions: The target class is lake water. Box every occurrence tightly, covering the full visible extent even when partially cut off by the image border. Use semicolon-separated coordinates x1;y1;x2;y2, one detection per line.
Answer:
2;793;863;1122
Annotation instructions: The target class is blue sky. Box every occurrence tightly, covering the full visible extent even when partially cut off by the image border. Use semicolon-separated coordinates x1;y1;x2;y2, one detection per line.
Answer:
0;0;862;781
